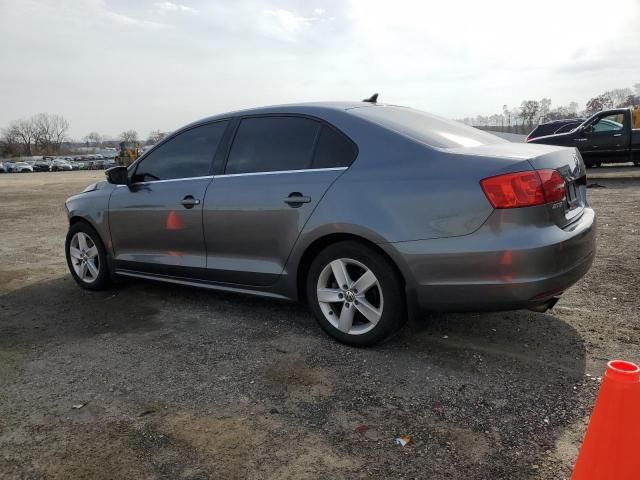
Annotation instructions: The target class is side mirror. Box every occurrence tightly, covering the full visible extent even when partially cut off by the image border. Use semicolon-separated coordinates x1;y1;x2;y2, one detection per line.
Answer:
105;166;129;185
583;125;593;134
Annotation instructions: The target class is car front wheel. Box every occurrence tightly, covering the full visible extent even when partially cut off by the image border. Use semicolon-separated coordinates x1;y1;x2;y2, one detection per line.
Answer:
65;222;111;290
306;241;406;346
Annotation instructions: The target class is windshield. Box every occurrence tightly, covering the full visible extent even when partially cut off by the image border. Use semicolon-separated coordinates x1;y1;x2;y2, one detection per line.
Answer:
349;105;507;149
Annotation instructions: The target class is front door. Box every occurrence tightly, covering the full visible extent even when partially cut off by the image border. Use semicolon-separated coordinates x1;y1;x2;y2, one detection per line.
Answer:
580;111;630;164
108;120;229;276
202;116;356;286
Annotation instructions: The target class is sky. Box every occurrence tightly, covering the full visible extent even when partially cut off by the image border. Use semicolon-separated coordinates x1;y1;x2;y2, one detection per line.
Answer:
1;0;639;139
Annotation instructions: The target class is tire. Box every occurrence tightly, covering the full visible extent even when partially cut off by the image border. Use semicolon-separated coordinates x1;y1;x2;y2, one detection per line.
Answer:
306;241;406;346
65;222;111;290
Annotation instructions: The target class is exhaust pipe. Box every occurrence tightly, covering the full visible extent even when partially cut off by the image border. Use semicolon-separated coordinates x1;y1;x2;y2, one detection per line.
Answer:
528;296;560;313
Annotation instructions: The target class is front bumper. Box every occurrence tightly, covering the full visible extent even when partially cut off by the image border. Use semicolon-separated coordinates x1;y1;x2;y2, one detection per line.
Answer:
382;207;596;313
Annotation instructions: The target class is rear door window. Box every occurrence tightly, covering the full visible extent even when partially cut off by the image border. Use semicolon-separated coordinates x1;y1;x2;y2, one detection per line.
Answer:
133;121;228;182
225;116;320;174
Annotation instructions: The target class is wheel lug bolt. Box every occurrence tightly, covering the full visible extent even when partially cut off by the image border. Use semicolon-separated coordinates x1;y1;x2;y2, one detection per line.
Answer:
354;300;359;305
342;285;348;289
338;293;343;299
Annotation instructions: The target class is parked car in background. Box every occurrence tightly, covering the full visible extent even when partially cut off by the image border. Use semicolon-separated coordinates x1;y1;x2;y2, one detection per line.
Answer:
11;161;34;173
526;119;585;142
91;160;106;170
0;161;8;173
64;101;596;346
69;161;81;170
528;108;640;167
32;160;52;172
51;159;73;171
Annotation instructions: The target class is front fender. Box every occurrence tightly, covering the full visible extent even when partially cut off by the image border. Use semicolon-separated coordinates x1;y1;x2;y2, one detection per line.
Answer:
65;182;115;254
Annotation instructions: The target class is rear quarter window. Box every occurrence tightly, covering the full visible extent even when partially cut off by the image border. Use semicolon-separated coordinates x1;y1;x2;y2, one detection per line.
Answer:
311;125;358;168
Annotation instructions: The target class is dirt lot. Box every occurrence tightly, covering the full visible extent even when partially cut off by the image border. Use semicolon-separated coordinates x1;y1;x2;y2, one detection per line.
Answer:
0;169;638;479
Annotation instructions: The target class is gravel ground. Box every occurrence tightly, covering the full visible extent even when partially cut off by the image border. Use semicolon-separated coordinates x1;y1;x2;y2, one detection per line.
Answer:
0;169;638;479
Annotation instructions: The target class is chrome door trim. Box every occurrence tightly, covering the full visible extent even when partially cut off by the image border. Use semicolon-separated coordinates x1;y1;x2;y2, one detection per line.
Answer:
116;175;214;187
213;167;347;179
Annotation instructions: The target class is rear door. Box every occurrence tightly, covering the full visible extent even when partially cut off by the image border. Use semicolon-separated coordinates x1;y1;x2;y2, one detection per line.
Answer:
202;116;357;286
109;121;229;275
581;111;631;163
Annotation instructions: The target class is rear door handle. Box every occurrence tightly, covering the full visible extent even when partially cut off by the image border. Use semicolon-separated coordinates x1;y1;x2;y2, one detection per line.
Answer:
284;192;311;207
613;133;622;137
181;195;200;209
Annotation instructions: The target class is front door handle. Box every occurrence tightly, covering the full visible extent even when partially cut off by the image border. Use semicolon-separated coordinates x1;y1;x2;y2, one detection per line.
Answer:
181;195;200;209
613;133;622;137
284;192;311;208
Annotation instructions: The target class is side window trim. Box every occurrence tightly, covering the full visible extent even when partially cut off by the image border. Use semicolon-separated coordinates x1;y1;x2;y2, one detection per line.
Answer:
213;166;348;179
130;118;231;183
220;113;358;175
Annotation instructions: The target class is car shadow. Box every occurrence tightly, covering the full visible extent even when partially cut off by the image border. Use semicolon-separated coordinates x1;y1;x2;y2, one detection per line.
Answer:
1;275;588;478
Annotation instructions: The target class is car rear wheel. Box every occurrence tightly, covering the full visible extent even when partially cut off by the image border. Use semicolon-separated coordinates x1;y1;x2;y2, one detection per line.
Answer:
306;241;406;346
65;222;111;290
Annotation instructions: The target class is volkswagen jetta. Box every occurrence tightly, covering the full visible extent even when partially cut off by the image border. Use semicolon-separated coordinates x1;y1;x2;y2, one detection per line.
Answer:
65;101;596;346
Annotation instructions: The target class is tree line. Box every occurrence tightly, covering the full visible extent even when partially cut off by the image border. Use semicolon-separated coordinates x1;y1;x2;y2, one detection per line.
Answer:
1;113;70;157
460;84;640;128
1;116;169;158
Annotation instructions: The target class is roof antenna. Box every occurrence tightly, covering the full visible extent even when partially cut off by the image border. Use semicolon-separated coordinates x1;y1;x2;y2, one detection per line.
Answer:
362;93;378;103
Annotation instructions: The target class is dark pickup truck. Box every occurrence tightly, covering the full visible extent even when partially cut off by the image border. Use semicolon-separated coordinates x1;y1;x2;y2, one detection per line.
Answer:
527;108;640;167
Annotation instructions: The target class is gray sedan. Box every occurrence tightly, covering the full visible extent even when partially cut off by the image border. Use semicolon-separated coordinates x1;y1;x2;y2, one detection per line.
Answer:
64;100;595;346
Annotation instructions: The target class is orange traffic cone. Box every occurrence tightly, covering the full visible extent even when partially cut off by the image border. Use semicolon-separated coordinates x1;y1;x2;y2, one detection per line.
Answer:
572;360;640;480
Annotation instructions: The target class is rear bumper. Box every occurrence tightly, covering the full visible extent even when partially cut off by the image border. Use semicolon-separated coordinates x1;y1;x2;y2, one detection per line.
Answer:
382;207;596;313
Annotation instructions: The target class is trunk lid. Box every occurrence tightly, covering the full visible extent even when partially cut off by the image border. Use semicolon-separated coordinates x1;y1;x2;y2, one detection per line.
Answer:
526;146;586;228
447;142;586;229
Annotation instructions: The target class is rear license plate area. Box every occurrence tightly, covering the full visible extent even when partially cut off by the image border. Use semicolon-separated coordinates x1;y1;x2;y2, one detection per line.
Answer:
565;182;579;209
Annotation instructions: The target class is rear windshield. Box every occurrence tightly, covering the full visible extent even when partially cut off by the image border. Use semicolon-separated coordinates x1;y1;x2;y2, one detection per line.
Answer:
349;105;506;149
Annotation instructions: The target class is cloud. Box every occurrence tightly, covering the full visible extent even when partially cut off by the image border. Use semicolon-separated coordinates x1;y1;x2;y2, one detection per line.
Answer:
103;10;169;29
153;1;199;14
0;0;639;138
262;8;312;41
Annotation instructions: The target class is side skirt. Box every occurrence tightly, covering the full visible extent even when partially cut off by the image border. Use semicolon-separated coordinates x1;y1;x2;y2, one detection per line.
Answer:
114;269;292;301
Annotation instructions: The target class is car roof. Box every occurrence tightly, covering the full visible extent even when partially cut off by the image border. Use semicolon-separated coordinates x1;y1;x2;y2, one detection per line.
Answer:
183;101;374;128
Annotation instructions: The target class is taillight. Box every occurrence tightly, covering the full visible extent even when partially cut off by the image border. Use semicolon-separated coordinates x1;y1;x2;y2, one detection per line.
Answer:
537;169;565;203
480;169;565;209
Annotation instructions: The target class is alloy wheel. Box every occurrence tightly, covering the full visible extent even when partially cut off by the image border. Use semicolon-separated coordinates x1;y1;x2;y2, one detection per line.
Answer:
316;258;384;335
69;232;100;283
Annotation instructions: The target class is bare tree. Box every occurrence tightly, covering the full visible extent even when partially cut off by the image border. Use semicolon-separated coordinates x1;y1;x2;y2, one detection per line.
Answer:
1;126;21;157
539;98;552;123
520;100;540;126
585;94;614;115
604;88;633;107
7;119;38;156
147;130;167;145
568;101;579;116
502;105;511;126
31;113;69;155
120;130;139;143
618;95;639;108
51;114;69;152
84;131;103;146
